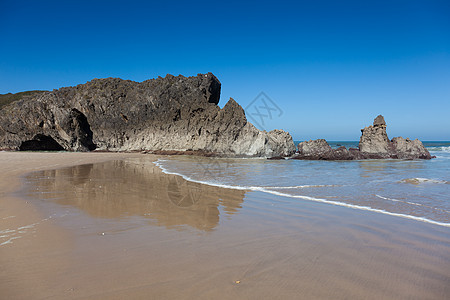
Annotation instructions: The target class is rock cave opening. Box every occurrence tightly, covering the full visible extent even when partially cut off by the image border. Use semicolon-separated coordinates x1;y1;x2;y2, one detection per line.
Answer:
19;134;65;151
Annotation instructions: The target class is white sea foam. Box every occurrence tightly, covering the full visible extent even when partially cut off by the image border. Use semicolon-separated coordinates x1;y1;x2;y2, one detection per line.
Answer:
154;159;450;228
433;155;450;160
375;195;450;213
154;160;338;191
154;159;249;190
375;194;423;206
400;178;448;185
0;236;22;246
0;215;55;247
263;184;340;189
428;146;450;152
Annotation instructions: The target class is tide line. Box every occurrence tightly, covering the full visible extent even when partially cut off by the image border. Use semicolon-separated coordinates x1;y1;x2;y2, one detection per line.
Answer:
153;159;450;228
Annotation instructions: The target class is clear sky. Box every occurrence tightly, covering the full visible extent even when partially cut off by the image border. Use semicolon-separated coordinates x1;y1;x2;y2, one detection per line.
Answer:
1;0;449;140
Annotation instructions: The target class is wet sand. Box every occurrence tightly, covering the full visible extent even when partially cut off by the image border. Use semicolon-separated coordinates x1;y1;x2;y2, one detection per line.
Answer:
1;152;449;299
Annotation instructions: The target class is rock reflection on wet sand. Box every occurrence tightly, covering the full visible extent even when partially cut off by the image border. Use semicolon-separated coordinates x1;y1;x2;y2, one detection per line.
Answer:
24;158;245;231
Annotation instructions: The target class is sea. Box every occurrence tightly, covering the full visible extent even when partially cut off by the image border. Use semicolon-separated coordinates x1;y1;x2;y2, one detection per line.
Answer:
155;141;450;227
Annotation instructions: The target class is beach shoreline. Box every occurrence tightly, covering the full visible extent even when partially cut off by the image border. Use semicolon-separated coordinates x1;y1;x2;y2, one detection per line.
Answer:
0;151;145;298
1;152;449;299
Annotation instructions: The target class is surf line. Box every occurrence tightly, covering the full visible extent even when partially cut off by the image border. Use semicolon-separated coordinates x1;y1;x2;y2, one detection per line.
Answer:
153;159;450;228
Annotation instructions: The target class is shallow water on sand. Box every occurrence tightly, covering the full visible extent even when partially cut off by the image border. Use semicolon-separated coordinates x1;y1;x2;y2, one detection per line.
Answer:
155;144;450;227
18;156;450;299
22;159;245;232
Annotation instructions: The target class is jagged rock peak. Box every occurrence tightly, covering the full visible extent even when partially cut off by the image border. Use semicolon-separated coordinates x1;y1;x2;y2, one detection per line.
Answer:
373;115;386;127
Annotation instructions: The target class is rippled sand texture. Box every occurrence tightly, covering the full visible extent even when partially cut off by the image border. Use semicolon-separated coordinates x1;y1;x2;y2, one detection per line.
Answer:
1;152;449;299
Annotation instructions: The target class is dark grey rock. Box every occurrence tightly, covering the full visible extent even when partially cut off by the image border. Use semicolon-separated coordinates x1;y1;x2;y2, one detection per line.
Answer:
0;73;295;157
391;137;432;159
292;115;431;160
373;115;386;127
293;139;354;160
332;146;354;160
359;122;393;157
296;139;332;160
358;115;431;159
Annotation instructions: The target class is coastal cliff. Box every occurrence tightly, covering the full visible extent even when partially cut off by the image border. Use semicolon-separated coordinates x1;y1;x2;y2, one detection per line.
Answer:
0;73;296;157
294;115;432;160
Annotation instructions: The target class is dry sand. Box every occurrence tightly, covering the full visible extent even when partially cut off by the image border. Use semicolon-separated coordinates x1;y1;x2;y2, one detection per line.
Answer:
1;152;449;299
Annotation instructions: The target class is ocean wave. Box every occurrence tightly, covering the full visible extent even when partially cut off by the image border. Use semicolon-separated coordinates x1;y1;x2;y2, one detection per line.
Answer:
400;178;449;185
375;195;450;213
375;194;423;206
153;160;250;190
427;146;450;152
261;184;341;189
154;159;450;228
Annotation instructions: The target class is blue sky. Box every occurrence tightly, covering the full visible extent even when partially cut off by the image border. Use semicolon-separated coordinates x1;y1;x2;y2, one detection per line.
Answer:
1;0;449;140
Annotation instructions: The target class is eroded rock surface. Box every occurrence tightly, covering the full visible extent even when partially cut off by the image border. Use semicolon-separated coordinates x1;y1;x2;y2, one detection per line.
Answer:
391;137;432;159
296;139;353;160
0;73;295;157
359;115;393;157
293;115;431;160
358;115;431;159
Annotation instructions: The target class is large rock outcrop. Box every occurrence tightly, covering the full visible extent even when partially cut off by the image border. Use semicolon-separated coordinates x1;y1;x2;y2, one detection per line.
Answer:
293;115;431;160
359;115;392;157
390;137;431;159
358;115;431;159
0;73;295;157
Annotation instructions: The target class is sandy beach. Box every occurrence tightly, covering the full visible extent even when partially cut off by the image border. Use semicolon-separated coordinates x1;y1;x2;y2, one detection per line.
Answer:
1;152;449;299
0;152;143;298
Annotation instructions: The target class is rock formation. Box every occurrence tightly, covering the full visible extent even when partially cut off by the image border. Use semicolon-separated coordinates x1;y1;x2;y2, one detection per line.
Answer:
293;115;432;160
359;115;431;159
0;73;296;157
358;115;393;158
296;139;353;160
390;137;432;159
